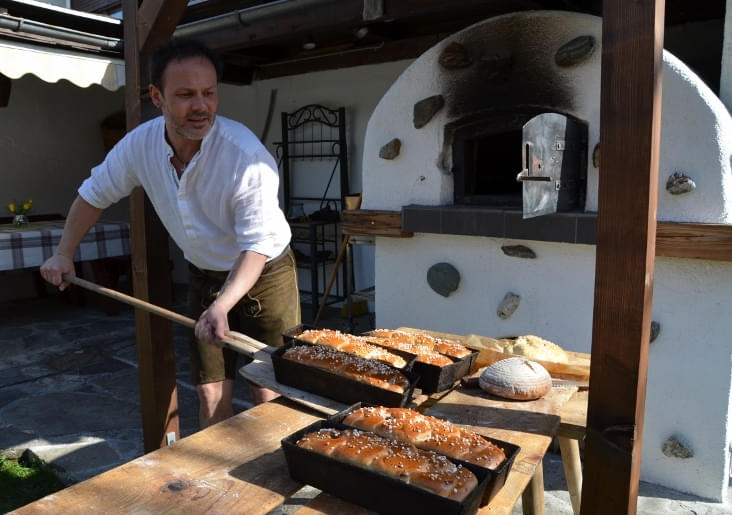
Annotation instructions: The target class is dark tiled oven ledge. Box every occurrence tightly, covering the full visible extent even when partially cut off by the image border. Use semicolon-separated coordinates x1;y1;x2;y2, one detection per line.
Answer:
402;205;598;244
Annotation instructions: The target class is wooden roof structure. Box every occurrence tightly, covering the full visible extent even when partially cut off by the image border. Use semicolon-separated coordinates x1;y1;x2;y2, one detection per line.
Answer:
15;0;721;512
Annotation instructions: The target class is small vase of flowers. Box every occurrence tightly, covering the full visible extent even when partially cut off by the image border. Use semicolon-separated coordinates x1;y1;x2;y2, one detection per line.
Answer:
8;199;33;226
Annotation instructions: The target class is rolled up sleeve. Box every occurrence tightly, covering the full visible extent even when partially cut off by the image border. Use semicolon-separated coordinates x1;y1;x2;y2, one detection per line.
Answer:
78;136;140;209
233;153;291;259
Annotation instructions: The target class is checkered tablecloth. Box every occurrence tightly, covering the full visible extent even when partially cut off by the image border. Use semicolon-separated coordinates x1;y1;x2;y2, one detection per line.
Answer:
0;220;130;271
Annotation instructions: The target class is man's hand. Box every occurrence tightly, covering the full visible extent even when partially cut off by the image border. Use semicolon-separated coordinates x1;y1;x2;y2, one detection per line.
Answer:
195;301;230;346
40;254;76;291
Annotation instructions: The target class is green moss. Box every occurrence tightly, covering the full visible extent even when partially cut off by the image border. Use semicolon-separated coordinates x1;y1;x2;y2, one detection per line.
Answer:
0;453;65;512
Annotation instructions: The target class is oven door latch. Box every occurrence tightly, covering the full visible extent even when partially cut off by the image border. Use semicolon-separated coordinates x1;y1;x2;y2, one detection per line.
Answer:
516;141;553;182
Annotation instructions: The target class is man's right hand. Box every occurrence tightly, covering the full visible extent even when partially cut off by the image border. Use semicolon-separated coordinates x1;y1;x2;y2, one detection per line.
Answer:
40;254;75;291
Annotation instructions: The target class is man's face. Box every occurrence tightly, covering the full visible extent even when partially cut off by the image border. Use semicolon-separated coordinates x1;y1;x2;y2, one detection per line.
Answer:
149;56;219;141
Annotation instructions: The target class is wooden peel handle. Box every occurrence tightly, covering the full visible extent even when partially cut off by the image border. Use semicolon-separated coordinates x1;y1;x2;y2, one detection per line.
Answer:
61;274;270;357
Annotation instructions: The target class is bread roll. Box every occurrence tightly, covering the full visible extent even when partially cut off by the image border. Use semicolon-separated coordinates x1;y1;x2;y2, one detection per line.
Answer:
296;428;478;502
342;406;506;470
282;344;410;393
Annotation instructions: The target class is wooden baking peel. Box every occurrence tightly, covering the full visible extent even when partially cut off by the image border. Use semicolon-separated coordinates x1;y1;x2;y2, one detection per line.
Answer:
62;273;269;357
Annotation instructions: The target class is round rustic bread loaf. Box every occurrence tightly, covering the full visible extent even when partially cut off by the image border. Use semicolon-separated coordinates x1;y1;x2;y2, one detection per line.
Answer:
478;357;552;400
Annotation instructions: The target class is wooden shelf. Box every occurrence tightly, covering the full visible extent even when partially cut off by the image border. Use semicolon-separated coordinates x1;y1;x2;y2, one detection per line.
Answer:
340;209;413;237
351;207;732;262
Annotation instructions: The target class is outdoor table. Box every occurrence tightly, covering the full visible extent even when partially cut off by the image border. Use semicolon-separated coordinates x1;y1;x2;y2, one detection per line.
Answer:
14;396;560;515
0;220;130;271
0;220;131;313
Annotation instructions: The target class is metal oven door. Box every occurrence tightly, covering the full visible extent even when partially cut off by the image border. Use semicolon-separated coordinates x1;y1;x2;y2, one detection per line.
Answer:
517;113;587;219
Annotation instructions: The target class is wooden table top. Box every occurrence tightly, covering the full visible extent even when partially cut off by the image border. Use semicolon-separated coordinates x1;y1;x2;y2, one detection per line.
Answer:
423;385;567;515
17;331;591;515
15;400;322;515
16;394;564;515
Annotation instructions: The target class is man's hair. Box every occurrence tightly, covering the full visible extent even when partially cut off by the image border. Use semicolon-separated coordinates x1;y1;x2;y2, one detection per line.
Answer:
150;38;223;90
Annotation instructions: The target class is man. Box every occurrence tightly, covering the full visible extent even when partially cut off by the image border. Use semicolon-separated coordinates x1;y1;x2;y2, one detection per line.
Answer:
40;39;300;428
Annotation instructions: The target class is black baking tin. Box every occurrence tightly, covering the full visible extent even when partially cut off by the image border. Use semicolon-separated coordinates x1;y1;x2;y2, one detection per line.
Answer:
271;340;420;407
361;331;480;394
281;419;491;515
328;402;521;507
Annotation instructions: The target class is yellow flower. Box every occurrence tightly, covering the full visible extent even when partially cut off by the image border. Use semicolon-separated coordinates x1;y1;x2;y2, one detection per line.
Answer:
22;201;32;212
8;202;15;213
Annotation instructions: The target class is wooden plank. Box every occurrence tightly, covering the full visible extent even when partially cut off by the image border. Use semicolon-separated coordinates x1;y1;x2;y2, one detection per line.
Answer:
340;210;413;237
15;401;322;514
428;384;578;422
582;0;665;513
656;222;732;261
122;0;179;452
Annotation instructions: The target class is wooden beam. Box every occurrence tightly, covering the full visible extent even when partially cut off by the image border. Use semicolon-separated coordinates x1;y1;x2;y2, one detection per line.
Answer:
123;0;179;453
581;1;665;514
137;0;187;55
656;222;732;261
254;34;443;81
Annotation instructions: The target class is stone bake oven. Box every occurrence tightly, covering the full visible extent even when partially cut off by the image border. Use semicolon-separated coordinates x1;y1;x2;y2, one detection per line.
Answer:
360;11;732;502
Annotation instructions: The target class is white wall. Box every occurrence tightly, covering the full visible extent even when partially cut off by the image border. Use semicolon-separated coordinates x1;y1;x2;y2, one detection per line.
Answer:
0;75;125;219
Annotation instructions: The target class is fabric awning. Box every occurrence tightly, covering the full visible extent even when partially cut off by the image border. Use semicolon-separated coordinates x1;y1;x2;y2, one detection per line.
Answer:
0;39;124;91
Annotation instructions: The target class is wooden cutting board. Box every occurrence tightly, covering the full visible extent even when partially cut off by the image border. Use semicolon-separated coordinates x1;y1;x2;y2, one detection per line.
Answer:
424;383;578;434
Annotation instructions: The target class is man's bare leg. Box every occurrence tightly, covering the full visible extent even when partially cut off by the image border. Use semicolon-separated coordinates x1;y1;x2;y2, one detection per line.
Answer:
248;382;280;405
197;379;234;428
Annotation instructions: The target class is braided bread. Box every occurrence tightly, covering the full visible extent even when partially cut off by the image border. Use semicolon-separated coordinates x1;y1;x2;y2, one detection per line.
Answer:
342;406;506;470
297;428;478;502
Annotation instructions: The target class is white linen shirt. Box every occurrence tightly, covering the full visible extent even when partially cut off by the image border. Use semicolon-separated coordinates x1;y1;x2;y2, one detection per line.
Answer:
79;115;291;271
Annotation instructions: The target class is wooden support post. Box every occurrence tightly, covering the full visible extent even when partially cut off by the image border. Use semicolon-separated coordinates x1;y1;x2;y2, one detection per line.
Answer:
122;0;184;453
581;1;665;513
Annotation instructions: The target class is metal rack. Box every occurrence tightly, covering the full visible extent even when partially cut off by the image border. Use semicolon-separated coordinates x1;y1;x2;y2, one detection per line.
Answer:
276;104;350;319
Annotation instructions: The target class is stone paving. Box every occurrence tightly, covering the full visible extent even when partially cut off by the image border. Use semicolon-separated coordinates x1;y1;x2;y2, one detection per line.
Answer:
1;285;730;514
